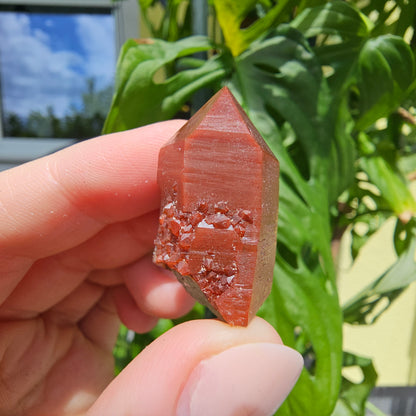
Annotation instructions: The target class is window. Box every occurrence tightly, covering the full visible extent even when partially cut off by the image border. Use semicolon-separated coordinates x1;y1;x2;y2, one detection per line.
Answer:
0;0;139;170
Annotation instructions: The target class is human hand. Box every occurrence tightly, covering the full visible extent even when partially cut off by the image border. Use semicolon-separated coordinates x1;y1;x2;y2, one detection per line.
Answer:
0;121;303;416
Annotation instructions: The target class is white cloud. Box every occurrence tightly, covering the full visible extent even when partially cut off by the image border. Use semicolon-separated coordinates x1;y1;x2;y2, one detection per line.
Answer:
0;12;115;118
33;27;50;44
75;14;116;88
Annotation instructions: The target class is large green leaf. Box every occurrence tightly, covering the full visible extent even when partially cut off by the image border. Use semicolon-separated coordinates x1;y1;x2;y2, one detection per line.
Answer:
292;0;373;39
294;3;416;133
332;352;377;416
292;1;369;97
233;25;355;202
213;0;299;56
228;26;356;415
356;35;415;130
350;0;416;38
337;128;416;261
343;221;416;325
358;133;416;221
103;36;227;133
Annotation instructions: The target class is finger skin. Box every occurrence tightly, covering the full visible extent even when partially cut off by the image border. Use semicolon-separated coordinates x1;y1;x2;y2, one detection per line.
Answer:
0;120;186;260
177;342;303;416
87;317;283;416
123;255;195;319
112;285;159;334
0;210;160;318
0;120;185;305
1;121;203;416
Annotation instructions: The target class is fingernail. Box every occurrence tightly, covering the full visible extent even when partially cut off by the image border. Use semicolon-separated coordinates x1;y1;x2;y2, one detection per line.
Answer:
176;343;303;416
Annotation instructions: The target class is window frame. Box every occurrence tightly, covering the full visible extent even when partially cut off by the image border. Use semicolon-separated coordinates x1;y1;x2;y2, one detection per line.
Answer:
0;0;139;170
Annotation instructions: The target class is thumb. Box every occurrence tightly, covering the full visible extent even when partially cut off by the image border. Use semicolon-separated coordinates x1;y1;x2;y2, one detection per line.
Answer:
88;317;303;416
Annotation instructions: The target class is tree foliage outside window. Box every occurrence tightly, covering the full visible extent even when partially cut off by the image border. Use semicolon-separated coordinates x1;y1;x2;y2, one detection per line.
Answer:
106;1;416;415
3;79;112;139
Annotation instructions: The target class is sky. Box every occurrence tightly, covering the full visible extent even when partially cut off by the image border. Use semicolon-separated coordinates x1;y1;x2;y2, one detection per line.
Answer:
0;11;116;118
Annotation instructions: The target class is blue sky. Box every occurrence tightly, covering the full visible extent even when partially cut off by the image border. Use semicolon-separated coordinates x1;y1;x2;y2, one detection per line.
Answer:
0;11;116;118
31;14;87;58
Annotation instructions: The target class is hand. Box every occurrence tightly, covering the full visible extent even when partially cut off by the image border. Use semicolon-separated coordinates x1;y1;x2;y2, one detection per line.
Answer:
0;121;303;416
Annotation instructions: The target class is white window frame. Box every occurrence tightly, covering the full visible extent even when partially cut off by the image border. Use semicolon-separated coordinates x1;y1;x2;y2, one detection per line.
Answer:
0;0;139;170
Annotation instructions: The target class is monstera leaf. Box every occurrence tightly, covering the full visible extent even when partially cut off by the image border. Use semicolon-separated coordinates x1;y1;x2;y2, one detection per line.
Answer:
106;1;416;415
356;35;415;130
358;133;416;221
292;0;373;39
212;0;300;56
102;36;227;133
293;1;416;131
332;352;378;416
343;222;416;325
228;26;357;415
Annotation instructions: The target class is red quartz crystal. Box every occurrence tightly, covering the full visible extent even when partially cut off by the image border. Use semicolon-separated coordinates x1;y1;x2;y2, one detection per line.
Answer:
153;86;279;326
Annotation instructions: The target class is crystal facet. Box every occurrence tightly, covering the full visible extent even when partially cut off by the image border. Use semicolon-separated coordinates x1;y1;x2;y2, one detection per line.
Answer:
153;87;279;326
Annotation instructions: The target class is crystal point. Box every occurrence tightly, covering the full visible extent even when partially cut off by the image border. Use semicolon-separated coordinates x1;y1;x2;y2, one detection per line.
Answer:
153;87;279;326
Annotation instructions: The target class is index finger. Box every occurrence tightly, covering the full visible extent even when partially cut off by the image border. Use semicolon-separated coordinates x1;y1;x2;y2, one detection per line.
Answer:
0;120;185;260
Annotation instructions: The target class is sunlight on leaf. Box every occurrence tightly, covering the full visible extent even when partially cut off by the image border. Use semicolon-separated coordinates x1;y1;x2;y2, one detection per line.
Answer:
292;0;373;39
356;35;415;129
213;0;298;56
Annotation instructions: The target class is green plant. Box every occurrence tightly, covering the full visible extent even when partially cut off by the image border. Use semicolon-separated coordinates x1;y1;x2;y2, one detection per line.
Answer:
104;1;416;414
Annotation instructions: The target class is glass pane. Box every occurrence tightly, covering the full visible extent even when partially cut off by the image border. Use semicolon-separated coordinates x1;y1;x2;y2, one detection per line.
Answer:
0;9;115;139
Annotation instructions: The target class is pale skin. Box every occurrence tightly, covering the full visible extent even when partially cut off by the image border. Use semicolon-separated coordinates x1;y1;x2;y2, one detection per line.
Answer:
0;121;302;416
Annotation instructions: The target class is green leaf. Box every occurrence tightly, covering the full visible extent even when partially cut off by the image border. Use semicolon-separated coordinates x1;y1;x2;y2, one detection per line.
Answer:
229;26;352;415
292;0;373;39
233;25;355;202
356;35;415;130
349;211;392;261
213;0;299;56
358;133;416;221
103;37;227;133
291;2;371;138
308;40;362;115
356;0;416;38
293;4;416;133
334;117;415;261
343;221;416;325
399;152;416;177
331;352;377;416
138;0;156;11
